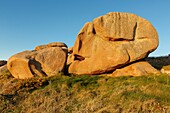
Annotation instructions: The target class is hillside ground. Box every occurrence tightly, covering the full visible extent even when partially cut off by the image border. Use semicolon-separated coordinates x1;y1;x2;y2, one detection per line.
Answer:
0;70;170;113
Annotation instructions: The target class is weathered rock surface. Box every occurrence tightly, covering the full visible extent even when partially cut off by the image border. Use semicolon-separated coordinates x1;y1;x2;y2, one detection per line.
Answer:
7;51;34;79
34;47;67;76
7;42;68;79
35;42;67;51
112;61;160;77
67;54;75;66
68;12;159;75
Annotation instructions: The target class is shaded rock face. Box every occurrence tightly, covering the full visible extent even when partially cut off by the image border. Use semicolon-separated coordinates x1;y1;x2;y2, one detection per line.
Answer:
7;42;68;79
68;12;159;75
0;60;7;67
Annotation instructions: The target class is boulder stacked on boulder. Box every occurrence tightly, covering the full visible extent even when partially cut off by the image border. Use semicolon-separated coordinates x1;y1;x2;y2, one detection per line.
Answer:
7;42;68;79
68;12;160;76
6;12;160;78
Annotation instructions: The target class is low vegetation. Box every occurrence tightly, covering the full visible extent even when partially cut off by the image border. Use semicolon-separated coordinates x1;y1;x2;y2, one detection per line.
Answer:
146;56;170;69
0;70;170;113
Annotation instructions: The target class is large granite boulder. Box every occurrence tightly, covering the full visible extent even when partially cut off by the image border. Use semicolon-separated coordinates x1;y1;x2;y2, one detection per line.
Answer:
7;42;68;79
68;12;159;75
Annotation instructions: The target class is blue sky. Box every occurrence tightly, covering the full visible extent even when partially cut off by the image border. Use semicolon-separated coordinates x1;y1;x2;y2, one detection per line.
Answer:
0;0;170;60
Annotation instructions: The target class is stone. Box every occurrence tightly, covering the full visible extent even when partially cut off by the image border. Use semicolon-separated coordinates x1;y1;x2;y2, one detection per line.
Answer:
34;45;47;51
47;42;68;48
67;54;75;65
7;51;35;79
7;42;68;79
160;65;170;75
67;47;74;65
68;46;73;54
35;42;68;51
161;69;170;75
0;60;7;67
68;12;159;75
34;47;67;76
112;61;160;77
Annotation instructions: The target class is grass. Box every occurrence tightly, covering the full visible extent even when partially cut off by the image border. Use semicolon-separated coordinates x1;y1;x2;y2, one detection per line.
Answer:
0;71;170;113
162;65;170;70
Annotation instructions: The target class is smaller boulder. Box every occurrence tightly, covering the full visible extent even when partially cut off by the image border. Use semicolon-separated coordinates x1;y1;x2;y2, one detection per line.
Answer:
34;45;47;51
35;47;67;76
112;61;160;77
47;42;68;48
7;51;35;79
8;42;68;79
35;42;67;51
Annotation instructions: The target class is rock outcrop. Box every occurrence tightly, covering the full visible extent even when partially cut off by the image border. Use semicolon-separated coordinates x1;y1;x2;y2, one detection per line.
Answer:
7;42;67;79
68;12;159;76
112;61;160;76
6;12;160;78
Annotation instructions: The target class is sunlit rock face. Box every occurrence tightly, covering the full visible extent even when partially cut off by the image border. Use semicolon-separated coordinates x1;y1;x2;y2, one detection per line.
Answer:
68;12;159;75
7;42;68;79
